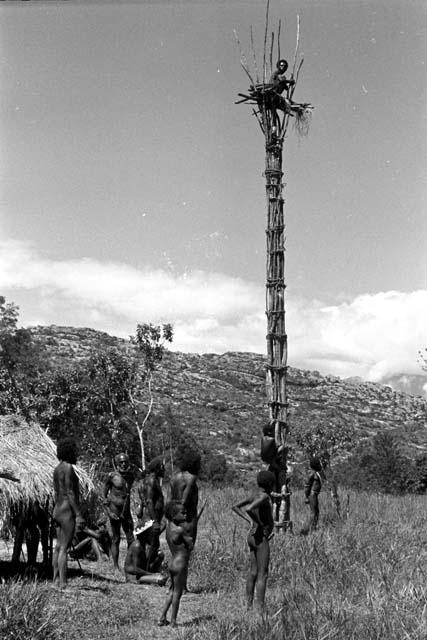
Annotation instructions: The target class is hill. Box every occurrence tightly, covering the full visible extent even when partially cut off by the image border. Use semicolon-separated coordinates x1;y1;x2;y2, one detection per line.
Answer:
30;325;427;470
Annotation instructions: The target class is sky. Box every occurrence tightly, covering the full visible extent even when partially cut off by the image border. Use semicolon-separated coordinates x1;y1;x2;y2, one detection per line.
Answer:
1;0;427;386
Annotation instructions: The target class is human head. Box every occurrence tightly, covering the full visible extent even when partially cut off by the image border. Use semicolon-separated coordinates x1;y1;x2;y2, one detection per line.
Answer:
164;500;186;523
147;456;165;477
256;470;276;492
262;423;274;436
277;59;288;71
176;447;201;476
309;457;322;472
56;437;78;464
115;452;130;473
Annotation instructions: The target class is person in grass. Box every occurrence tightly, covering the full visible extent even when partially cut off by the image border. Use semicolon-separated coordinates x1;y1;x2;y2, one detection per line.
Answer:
103;452;135;571
303;456;323;532
232;470;275;613
124;520;166;586
169;447;201;592
158;500;194;628
136;456;165;571
52;437;85;588
169;448;201;544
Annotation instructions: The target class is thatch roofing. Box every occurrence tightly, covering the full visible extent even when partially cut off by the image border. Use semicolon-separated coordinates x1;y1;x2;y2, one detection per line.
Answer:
0;415;94;512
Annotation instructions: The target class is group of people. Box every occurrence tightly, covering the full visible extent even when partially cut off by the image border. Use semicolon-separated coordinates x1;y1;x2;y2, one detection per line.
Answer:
52;437;202;628
51;429;322;625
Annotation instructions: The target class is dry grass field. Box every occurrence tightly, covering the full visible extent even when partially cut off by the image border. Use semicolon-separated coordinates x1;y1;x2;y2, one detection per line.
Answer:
1;486;426;640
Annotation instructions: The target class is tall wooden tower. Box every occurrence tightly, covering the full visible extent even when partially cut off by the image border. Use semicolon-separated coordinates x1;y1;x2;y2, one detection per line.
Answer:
235;8;312;525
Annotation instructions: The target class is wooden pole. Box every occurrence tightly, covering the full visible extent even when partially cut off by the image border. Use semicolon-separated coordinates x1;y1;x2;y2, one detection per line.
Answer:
236;11;311;529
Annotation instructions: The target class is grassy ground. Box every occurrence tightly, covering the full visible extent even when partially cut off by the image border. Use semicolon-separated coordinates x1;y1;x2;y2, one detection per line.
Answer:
1;487;426;639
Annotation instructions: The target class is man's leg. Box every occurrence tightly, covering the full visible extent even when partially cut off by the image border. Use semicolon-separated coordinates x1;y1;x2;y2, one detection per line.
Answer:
26;524;40;566
122;516;135;548
255;539;270;613
309;495;319;531
57;516;75;588
146;523;160;570
170;568;186;627
110;519;121;570
245;547;258;610
159;574;173;626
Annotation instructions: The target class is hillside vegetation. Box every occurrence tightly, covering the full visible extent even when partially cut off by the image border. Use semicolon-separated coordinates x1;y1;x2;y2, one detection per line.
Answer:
30;325;427;472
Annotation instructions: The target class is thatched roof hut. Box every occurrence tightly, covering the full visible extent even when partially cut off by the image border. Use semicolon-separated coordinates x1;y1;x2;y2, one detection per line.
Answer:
0;415;94;513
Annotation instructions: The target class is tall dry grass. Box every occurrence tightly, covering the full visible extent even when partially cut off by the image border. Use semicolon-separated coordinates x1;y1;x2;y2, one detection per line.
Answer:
183;486;427;640
0;579;58;640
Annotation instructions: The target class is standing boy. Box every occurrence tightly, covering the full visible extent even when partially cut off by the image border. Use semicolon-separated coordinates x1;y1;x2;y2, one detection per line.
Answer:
303;457;323;532
158;500;194;628
232;470;275;613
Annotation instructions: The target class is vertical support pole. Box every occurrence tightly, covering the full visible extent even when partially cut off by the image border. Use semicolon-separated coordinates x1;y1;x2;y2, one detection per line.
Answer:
264;126;288;526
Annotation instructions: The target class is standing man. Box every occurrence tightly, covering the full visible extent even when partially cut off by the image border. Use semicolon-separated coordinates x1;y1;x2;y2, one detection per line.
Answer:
52;437;85;588
168;447;201;592
136;455;165;570
169;448;201;545
103;452;135;571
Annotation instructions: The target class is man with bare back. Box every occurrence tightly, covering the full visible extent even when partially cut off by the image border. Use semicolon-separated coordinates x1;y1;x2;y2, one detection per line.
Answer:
52;437;84;588
169;448;201;544
136;455;165;569
103;452;135;570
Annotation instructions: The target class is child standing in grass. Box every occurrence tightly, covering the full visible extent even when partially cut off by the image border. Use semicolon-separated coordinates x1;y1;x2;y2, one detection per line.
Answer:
158;500;194;628
232;470;275;613
303;456;323;533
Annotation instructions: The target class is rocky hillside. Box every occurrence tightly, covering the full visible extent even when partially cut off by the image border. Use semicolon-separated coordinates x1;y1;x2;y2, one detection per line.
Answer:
30;326;427;470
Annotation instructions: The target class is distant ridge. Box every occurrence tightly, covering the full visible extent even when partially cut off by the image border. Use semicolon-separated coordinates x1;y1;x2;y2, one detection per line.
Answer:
30;325;427;468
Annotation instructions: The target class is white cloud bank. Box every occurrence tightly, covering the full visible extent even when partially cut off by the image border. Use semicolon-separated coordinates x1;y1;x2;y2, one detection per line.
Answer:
0;237;426;383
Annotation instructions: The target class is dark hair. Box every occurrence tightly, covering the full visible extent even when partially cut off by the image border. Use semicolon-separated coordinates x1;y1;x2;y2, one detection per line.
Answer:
262;423;274;436
164;500;182;521
257;470;276;490
176;447;201;475
56;437;78;464
147;456;164;474
309;457;322;472
277;59;288;69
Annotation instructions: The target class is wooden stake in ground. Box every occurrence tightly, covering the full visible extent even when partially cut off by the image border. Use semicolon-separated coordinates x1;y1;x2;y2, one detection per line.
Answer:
235;9;313;528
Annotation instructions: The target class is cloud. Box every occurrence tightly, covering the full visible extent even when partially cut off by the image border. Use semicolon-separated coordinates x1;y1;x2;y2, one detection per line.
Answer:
0;236;426;383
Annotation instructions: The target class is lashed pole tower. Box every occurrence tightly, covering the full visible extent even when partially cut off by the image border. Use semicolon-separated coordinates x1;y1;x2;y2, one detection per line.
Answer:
235;5;312;526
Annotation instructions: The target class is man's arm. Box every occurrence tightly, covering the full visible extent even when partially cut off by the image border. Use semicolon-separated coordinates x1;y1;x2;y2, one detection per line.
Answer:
245;494;267;529
182;533;194;551
103;474;112;500
65;464;84;527
231;497;253;525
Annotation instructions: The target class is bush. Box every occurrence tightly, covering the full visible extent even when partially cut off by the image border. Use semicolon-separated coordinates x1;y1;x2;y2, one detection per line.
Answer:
335;432;416;494
201;452;234;485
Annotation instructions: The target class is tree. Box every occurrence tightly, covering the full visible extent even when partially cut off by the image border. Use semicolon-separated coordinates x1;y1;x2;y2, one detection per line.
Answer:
336;431;414;495
0;296;47;421
130;323;173;470
292;409;357;515
292;410;356;469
